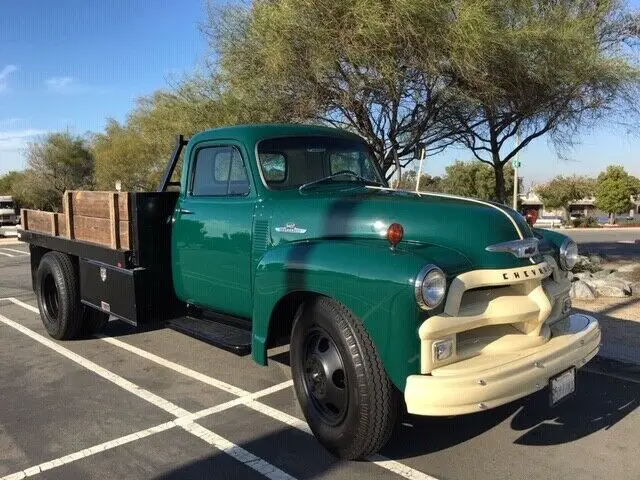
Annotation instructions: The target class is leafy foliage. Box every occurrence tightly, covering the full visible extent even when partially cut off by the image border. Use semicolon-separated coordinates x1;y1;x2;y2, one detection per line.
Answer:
15;133;94;211
207;0;461;178
595;165;638;223
441;161;515;201
396;170;443;192
445;0;640;202
0;170;26;197
536;175;595;222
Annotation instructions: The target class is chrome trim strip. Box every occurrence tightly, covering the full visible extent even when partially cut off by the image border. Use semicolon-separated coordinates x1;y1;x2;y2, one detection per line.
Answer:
485;238;539;258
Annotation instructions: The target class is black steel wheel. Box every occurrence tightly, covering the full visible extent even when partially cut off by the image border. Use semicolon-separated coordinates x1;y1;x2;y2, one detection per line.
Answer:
302;325;349;426
35;251;83;340
290;297;398;460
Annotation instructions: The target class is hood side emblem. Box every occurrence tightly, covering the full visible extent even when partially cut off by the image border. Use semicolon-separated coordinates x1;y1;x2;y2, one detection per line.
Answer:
486;238;539;258
275;222;307;234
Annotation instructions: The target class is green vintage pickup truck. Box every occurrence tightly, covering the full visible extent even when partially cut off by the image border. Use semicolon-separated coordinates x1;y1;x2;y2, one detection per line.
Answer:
20;124;601;460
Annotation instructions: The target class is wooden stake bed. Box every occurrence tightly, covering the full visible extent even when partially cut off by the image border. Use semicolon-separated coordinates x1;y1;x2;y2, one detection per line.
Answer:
21;191;131;250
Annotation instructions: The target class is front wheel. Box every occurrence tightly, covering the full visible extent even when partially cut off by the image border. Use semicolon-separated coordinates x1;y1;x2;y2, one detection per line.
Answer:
290;297;398;460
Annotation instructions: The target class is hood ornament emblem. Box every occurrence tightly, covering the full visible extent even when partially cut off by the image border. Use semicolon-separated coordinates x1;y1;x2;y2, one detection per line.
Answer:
275;222;307;234
486;238;539;258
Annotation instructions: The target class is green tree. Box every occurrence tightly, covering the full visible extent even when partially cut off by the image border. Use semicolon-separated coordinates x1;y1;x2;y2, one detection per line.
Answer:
17;133;94;211
595;166;636;224
440;161;515;201
93;76;276;191
0;170;26;196
536;176;595;223
206;0;460;178
444;0;639;203
396;170;443;192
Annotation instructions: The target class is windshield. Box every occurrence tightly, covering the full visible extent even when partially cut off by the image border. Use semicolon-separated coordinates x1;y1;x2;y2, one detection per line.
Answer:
0;201;15;209
257;136;385;190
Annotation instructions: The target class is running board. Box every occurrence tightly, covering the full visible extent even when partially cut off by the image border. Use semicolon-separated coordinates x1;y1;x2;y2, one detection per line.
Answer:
167;316;251;355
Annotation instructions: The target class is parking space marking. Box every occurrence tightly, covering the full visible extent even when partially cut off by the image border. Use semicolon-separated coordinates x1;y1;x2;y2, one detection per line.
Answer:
0;381;296;480
0;312;299;480
0;421;176;480
0;248;29;255
0;312;192;418
2;297;439;480
0;251;14;257
99;335;250;397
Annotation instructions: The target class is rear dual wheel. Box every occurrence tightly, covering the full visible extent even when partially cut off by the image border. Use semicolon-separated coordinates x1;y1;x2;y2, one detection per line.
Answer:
290;297;398;460
36;251;109;340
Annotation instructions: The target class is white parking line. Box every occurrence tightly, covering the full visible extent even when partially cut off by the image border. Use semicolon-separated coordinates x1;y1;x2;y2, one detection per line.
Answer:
0;251;14;257
2;297;439;480
0;311;298;480
0;381;296;480
0;248;29;255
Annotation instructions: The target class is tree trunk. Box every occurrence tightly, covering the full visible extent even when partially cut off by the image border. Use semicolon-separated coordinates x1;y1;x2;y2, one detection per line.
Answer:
563;207;570;224
493;162;506;204
609;212;616;225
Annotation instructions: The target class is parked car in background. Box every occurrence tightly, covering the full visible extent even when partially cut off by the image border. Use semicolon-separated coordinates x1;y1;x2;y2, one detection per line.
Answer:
0;196;19;226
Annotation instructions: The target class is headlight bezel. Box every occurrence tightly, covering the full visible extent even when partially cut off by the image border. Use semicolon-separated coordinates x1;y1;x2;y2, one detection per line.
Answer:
414;264;447;310
559;237;578;270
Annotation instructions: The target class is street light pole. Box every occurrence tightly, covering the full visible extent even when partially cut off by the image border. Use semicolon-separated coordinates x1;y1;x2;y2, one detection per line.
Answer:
512;131;520;210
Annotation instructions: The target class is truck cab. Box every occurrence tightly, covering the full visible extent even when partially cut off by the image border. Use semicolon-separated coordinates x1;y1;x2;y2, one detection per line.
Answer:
0;195;18;226
20;124;601;460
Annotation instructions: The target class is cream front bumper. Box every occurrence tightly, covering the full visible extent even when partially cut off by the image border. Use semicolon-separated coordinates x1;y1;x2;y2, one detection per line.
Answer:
405;313;601;416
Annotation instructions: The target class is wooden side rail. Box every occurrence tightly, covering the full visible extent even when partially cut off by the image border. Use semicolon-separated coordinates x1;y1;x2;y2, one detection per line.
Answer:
21;191;131;250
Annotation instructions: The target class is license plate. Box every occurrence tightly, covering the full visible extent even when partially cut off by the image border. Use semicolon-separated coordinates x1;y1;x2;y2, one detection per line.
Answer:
549;368;576;406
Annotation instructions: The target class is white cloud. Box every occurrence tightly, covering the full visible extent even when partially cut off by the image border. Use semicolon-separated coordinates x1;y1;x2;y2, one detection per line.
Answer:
0;129;47;151
45;76;106;94
0;65;18;93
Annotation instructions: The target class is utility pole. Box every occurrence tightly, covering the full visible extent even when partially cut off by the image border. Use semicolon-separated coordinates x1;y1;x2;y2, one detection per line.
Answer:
415;145;426;192
512;131;520;210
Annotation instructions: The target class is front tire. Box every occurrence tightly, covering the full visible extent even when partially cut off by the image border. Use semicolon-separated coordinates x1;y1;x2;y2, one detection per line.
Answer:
290;297;397;460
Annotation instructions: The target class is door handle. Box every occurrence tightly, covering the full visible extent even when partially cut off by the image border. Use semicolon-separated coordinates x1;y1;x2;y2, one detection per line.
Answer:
178;208;194;215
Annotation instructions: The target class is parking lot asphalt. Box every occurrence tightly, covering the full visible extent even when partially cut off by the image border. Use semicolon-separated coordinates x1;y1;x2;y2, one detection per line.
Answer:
0;242;639;480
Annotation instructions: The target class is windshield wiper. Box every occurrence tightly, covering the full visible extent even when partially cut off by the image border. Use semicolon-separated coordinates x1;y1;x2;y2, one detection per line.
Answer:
298;172;383;192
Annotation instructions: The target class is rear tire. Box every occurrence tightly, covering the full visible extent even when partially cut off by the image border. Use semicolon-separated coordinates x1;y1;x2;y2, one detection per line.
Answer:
35;251;83;340
290;297;398;460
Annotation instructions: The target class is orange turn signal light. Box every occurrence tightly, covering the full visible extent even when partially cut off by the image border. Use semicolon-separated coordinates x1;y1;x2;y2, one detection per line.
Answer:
387;223;404;246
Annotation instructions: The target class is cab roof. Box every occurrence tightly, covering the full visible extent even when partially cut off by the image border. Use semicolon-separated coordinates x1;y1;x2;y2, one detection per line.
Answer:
189;123;365;146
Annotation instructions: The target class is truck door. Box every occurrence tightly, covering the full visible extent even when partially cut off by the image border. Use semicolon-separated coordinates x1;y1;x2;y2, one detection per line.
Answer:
172;142;255;318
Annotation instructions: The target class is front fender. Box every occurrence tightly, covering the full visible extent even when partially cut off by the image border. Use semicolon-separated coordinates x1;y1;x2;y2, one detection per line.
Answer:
252;240;429;390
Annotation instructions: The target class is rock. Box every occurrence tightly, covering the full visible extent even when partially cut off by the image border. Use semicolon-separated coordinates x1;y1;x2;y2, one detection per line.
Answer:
632;283;640;296
570;280;596;299
589;277;633;294
588;254;604;265
595;284;630;298
615;263;640;273
567;271;575;282
574;271;593;280
592;269;615;279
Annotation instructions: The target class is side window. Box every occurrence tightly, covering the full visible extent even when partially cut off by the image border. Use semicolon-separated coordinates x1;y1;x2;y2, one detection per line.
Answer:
258;152;287;183
191;146;250;196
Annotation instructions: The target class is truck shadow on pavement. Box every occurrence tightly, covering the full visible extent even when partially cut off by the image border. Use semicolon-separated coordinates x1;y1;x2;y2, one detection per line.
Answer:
380;370;638;459
269;349;639;459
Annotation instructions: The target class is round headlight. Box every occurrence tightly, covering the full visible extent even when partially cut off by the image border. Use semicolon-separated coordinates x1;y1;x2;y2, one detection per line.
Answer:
415;265;447;310
559;238;578;270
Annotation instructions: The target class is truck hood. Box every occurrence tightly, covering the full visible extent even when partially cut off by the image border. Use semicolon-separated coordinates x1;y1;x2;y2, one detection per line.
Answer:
264;187;537;270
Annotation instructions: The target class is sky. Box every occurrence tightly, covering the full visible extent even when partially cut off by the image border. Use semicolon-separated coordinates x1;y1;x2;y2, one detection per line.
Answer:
1;0;639;191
